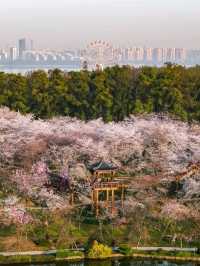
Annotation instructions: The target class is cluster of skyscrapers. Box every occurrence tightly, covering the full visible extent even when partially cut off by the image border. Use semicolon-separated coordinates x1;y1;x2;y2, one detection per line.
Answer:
1;39;34;62
1;38;200;67
80;46;200;66
0;38;80;66
121;47;187;64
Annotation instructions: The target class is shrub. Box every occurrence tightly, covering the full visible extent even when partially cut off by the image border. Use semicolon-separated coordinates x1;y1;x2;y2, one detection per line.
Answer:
0;224;16;237
56;249;84;258
87;241;112;258
118;244;133;255
30;254;55;262
1;255;32;264
0;254;55;264
175;251;194;257
29;225;49;246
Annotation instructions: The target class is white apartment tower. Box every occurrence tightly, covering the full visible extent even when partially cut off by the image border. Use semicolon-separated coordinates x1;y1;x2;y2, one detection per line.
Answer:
10;47;18;61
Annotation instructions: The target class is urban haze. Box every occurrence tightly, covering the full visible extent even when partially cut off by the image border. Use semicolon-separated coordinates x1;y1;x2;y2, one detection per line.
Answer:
1;0;200;49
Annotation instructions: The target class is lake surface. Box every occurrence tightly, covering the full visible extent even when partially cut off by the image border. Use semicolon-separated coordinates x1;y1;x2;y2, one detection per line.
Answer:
19;259;200;266
0;65;81;74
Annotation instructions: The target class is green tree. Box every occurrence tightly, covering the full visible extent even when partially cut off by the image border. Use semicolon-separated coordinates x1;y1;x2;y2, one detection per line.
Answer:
48;69;69;116
66;71;90;120
27;70;50;118
1;65;200;122
0;73;28;113
89;71;113;122
134;99;145;114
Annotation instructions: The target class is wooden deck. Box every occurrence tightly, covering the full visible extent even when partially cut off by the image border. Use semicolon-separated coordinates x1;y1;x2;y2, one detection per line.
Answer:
93;181;128;191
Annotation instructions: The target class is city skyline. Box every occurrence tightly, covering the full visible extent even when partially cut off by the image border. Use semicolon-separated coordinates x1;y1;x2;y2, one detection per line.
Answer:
0;37;196;51
1;37;200;68
1;0;200;50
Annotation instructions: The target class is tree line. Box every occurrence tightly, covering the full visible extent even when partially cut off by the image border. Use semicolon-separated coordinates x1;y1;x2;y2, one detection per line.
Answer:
1;64;200;122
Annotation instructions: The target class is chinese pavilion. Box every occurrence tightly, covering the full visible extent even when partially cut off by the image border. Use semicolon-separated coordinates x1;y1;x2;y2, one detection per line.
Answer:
88;161;127;216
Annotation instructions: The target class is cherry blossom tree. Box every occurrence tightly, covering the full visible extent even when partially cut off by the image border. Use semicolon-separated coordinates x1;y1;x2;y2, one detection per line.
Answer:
1;107;200;208
161;201;191;221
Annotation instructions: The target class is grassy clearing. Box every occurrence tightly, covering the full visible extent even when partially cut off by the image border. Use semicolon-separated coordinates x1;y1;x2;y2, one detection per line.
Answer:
131;249;200;258
0;250;84;264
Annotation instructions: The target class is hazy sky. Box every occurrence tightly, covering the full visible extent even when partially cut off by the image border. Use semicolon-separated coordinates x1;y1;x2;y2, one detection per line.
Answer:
1;0;200;49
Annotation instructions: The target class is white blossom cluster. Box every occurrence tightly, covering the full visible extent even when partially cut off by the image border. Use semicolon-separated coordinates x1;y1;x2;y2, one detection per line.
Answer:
1;107;200;209
1;107;200;171
161;201;192;221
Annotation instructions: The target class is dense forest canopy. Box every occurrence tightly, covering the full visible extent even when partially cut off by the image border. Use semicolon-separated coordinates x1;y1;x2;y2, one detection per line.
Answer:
1;64;200;122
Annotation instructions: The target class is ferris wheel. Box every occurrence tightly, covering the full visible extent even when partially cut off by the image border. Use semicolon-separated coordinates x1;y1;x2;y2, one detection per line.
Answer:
86;40;114;66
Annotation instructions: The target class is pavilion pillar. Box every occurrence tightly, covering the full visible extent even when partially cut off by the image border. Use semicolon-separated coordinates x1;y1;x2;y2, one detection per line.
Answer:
91;190;94;210
106;189;109;207
96;190;99;217
121;186;124;208
70;191;74;206
111;189;115;215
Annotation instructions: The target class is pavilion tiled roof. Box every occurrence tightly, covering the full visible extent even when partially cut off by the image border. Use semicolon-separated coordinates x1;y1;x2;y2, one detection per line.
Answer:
88;161;117;171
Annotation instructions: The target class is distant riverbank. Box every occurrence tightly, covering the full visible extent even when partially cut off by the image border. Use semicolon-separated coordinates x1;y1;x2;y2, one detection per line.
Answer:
0;65;81;74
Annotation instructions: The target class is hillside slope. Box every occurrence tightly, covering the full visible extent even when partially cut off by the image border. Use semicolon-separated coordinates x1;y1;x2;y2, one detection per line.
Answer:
0;107;200;249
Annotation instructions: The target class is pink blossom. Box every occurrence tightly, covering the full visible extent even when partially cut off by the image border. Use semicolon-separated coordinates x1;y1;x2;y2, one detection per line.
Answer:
11;161;49;196
161;201;191;221
6;206;32;225
1;107;200;208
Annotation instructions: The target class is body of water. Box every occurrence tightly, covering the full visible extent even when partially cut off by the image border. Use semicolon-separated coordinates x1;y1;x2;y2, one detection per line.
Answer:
0;65;81;74
18;259;200;266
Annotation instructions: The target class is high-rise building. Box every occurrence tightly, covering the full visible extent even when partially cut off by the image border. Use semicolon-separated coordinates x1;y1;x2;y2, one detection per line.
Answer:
123;48;129;61
10;47;18;61
162;48;168;63
127;47;137;61
175;48;186;63
136;47;144;61
145;48;153;62
0;50;8;62
152;48;163;63
18;38;33;59
167;48;176;62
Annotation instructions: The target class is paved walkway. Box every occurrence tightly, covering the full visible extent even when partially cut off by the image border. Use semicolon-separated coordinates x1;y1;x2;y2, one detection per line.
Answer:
0;247;198;257
132;247;198;252
0;248;84;257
